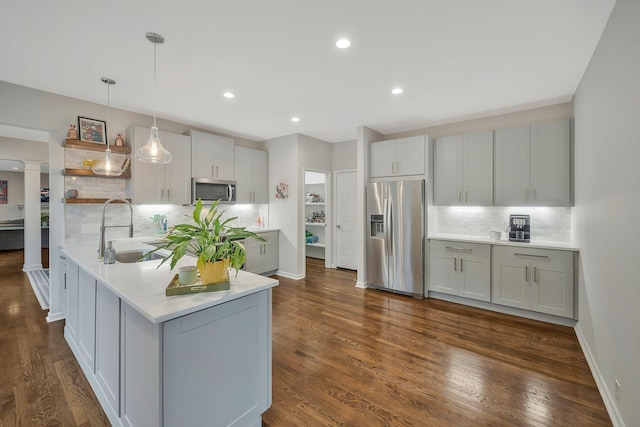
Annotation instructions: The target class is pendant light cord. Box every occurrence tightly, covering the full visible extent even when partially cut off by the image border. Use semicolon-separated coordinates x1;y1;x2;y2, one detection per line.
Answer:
153;38;157;128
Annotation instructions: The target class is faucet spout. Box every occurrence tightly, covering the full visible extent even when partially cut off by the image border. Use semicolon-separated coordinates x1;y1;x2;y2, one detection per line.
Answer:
98;198;134;258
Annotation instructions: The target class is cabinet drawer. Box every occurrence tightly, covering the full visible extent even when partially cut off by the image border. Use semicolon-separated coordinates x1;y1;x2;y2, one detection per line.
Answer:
493;246;572;265
431;240;490;258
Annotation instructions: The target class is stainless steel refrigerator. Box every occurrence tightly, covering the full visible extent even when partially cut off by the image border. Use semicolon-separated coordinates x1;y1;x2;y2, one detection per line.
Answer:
366;180;425;297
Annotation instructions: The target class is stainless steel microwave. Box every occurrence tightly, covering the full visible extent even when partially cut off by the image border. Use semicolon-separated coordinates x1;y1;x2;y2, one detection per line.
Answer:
192;178;236;204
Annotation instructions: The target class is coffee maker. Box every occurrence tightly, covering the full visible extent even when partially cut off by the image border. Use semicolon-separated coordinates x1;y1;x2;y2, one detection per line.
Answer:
508;214;530;242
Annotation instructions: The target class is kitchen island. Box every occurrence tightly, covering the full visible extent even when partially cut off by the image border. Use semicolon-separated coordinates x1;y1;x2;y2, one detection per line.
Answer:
61;238;278;427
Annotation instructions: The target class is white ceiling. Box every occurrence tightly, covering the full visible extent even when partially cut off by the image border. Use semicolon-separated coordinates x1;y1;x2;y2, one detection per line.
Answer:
0;0;615;143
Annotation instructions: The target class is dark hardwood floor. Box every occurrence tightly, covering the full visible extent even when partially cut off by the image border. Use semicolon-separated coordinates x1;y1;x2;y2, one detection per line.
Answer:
262;257;611;426
0;253;610;426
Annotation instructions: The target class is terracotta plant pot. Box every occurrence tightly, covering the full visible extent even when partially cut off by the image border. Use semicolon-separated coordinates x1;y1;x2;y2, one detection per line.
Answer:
197;258;230;285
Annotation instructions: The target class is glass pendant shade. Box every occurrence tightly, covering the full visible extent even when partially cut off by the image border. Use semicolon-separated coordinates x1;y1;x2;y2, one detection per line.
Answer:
93;148;123;176
135;126;172;164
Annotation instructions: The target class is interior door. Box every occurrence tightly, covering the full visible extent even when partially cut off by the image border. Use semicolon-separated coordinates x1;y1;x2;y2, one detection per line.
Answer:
336;171;357;270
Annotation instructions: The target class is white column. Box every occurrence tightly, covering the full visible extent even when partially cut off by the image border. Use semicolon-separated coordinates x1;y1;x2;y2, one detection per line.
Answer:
22;161;42;271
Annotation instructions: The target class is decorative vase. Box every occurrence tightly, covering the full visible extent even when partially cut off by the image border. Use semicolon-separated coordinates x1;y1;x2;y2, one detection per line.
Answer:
197;258;230;285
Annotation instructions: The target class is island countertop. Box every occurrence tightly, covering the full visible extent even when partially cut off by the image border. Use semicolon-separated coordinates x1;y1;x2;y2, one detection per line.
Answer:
61;237;279;324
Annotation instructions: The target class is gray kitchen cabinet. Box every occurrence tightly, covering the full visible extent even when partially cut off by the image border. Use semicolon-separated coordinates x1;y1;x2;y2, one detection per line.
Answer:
494;120;570;206
491;246;574;318
434;130;493;206
95;281;121;417
370;135;426;178
129;126;191;204
65;259;79;343
188;130;235;181
234;146;268;203
77;268;97;372
244;231;278;274
429;240;491;302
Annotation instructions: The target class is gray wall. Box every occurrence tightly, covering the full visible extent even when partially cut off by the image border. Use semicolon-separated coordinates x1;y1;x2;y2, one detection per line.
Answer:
573;0;640;425
331;139;357;171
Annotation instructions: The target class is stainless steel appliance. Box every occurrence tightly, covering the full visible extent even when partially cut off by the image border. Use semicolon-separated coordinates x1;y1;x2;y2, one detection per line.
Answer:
192;178;236;204
508;214;530;242
366;180;425;297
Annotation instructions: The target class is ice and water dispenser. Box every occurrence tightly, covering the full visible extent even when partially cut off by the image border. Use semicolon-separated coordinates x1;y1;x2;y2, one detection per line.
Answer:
370;214;384;238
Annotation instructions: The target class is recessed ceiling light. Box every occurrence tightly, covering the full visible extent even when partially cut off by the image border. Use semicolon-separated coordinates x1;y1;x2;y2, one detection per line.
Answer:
11;166;19;170
223;92;235;99
336;39;351;49
392;88;403;95
291;117;300;122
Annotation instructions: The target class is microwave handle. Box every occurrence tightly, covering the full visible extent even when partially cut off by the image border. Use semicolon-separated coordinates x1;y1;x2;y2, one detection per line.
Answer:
227;184;233;201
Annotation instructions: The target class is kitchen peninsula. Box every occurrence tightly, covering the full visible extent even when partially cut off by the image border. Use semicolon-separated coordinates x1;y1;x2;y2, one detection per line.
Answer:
61;237;278;427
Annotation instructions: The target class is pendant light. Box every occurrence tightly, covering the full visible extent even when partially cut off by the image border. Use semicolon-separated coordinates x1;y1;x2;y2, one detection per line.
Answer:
93;78;124;176
135;32;172;164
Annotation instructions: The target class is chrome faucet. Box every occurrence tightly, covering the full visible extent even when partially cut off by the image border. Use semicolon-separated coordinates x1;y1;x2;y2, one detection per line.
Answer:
98;198;134;258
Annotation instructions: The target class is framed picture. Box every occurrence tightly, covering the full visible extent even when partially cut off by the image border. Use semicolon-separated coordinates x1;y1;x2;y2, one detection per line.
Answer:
78;116;107;144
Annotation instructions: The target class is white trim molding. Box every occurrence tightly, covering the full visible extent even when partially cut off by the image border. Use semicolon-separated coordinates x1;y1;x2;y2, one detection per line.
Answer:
574;324;625;427
0;123;49;142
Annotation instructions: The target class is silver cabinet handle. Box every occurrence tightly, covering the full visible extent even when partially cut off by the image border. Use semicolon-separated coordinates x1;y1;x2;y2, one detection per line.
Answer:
465;191;468;204
458;191;462;204
263;244;266;255
395;161;399;174
453;257;457;271
534;266;538;283
337;224;341;229
460;258;463;272
216;166;219;177
211;165;215;177
446;246;472;252
167;189;170;202
525;265;529;282
514;253;549;259
533;188;537;203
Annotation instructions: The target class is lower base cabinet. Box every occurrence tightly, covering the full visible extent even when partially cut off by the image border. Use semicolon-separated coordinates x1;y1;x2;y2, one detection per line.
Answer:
244;231;278;274
491;246;574;318
429;240;491;302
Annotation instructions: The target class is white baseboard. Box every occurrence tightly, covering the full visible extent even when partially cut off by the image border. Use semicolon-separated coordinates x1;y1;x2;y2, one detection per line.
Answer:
275;270;305;280
355;281;367;289
46;311;65;323
574;324;625;427
22;263;43;272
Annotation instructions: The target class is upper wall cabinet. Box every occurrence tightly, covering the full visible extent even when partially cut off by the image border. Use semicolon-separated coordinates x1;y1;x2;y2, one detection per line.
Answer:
434;130;493;206
234;146;268;204
187;130;235;181
370;135;426;178
494;120;571;206
129;126;191;205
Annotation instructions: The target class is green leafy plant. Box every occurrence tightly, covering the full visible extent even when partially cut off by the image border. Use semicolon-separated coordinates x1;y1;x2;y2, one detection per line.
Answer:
147;199;265;275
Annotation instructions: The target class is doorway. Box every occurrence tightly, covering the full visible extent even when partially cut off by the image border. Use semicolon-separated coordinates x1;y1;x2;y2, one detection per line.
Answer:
303;170;330;272
335;170;357;270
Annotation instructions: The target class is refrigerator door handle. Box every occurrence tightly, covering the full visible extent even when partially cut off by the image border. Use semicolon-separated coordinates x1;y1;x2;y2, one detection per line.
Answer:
383;198;389;255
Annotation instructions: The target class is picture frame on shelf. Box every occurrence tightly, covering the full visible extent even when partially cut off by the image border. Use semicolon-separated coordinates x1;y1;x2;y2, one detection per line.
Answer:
78;116;107;144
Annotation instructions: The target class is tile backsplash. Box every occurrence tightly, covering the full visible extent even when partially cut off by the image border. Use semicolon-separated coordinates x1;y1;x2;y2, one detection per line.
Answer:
434;206;571;242
65;203;265;243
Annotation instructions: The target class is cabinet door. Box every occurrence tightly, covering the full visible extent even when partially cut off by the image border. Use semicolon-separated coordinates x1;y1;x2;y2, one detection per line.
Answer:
531;259;573;318
234;146;253;203
132;127;165;204
243;237;263;274
65;260;79;343
251;149;269;204
491;258;530;310
494;125;530;206
213;135;235;181
395;135;425;176
434;135;463;206
96;282;121;416
429;252;459;295
190;130;215;178
77;268;97;372
164;132;192;205
463;130;493;206
260;232;279;273
458;255;491;302
370;140;396;178
530;120;571;206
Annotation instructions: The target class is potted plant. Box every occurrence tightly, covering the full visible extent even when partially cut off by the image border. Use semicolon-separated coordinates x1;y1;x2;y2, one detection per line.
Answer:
148;200;265;285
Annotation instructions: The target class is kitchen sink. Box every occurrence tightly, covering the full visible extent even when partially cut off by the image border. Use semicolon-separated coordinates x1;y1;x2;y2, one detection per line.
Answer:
115;250;165;263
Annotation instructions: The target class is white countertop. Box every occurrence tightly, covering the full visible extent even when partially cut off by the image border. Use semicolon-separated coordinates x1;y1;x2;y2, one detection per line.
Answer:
428;233;579;251
61;236;279;324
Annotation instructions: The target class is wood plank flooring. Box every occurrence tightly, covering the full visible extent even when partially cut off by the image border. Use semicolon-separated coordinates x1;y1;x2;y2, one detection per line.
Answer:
262;258;611;426
0;249;109;427
0;252;610;426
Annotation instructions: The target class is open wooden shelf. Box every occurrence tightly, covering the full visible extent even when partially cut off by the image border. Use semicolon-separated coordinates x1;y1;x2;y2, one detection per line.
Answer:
63;168;131;179
305;222;326;227
63;198;132;204
63;139;131;154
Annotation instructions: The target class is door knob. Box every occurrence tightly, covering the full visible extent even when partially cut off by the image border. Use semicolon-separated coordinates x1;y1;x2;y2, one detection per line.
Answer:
336;224;341;229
